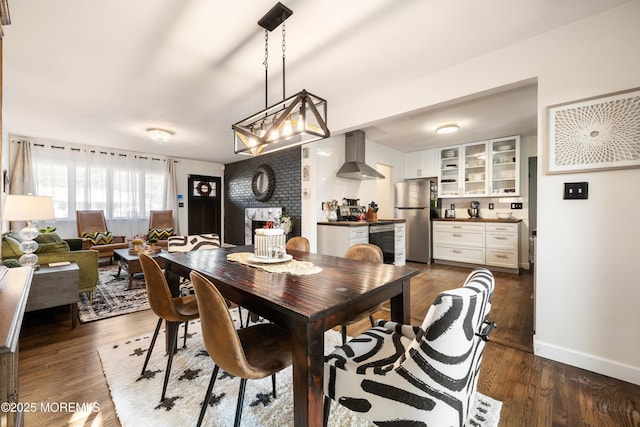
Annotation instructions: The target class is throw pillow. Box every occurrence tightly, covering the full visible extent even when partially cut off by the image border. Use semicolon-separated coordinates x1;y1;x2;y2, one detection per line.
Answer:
3;235;23;258
81;231;114;245
148;228;174;240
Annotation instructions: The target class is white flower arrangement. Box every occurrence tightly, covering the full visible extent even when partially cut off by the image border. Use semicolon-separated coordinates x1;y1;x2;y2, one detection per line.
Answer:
277;213;294;235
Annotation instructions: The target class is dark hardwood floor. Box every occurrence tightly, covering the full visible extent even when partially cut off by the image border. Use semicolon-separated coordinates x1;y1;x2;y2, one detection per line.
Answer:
17;263;640;426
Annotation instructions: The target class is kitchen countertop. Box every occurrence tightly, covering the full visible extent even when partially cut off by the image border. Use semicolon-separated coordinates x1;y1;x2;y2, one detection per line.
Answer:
433;217;522;223
317;219;406;226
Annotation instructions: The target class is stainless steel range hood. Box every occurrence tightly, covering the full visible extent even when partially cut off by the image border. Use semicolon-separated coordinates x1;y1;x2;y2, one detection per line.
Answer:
336;130;385;180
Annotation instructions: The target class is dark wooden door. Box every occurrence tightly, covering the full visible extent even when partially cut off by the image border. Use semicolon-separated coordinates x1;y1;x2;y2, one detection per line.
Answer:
187;175;222;236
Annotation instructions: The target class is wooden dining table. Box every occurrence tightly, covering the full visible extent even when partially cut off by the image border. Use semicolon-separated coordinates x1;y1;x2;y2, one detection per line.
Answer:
160;245;419;427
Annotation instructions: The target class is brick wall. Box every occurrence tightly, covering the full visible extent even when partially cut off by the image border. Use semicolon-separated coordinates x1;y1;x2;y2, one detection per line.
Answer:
224;147;301;245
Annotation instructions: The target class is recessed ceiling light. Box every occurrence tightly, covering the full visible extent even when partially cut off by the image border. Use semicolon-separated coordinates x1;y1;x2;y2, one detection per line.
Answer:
147;128;174;142
436;124;460;134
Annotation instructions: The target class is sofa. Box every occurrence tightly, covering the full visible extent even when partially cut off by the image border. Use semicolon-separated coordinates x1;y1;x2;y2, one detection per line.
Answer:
2;231;100;302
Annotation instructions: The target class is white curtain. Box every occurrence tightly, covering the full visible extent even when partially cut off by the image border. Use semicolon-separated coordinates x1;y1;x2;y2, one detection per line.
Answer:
164;159;180;235
7;140;36;230
29;141;166;239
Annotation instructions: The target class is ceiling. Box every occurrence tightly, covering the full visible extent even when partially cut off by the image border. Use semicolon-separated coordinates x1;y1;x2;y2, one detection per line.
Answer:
3;0;629;164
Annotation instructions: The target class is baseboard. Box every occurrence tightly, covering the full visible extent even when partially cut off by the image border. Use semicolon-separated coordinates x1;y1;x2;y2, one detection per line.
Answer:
534;338;640;386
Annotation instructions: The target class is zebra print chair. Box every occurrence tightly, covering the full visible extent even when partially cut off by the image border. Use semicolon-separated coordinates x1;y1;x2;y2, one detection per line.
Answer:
324;268;496;427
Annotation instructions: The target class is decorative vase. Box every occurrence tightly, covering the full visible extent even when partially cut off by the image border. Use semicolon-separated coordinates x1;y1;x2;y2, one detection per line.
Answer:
327;210;338;222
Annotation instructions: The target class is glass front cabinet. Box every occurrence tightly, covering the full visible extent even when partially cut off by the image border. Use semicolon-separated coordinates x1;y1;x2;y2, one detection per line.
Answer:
438;135;520;198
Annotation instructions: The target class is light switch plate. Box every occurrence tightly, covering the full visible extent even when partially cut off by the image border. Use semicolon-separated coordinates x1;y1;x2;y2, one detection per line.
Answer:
564;182;589;199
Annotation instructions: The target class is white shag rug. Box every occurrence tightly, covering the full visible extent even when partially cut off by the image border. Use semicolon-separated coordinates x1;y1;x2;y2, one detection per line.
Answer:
98;309;502;426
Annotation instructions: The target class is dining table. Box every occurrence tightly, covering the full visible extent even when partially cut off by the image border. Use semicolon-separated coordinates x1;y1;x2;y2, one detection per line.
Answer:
160;245;419;427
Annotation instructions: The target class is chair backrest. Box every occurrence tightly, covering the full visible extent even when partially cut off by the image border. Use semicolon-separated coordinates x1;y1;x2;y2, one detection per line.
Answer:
345;243;383;263
190;271;254;378
76;210;109;235
400;268;494;425
167;234;220;253
149;210;174;230
139;253;184;321
285;236;310;253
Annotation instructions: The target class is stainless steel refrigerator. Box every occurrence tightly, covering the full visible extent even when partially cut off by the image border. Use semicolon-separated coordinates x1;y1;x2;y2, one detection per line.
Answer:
395;179;439;263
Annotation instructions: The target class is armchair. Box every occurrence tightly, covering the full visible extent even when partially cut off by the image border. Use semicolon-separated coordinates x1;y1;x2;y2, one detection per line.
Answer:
76;210;128;263
324;268;496;426
147;210;175;249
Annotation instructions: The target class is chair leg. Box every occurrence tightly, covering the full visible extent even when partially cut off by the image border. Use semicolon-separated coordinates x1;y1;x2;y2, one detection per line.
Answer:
369;314;375;327
196;365;219;427
89;291;93;306
341;325;347;344
323;395;331;427
238;307;244;328
245;309;251;327
182;321;189;348
234;378;248;427
141;318;162;375
161;322;179;401
271;374;276;398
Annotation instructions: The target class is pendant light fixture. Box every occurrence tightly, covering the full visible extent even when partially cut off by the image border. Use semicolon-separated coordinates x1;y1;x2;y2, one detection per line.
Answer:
233;2;330;156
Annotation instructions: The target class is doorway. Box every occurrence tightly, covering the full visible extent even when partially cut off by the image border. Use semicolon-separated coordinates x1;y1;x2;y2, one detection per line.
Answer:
188;174;222;237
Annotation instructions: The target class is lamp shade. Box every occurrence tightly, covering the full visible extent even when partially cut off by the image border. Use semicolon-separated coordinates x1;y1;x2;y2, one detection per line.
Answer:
2;195;55;221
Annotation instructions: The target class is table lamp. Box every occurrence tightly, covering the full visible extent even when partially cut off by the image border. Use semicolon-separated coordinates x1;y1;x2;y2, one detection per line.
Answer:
2;194;55;266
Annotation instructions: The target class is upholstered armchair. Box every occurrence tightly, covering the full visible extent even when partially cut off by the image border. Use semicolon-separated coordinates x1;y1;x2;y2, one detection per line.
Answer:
147;210;176;249
324;268;496;427
76;210;128;263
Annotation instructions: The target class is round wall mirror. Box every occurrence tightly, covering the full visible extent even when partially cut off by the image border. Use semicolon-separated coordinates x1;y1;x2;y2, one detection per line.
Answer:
252;164;275;201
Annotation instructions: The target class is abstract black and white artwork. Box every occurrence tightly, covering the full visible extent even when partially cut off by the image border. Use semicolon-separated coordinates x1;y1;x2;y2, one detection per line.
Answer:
547;87;640;173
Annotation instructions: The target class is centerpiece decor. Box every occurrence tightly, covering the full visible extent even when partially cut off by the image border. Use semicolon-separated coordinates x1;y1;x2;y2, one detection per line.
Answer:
254;222;286;259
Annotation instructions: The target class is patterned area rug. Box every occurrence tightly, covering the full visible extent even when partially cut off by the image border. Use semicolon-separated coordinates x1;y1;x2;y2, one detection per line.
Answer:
98;310;502;427
78;264;150;323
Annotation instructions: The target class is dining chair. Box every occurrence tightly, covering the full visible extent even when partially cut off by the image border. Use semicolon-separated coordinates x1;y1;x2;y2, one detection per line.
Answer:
138;252;199;402
76;210;128;263
285;236;310;253
324;268;496;427
147;210;175;248
190;271;293;427
340;243;384;343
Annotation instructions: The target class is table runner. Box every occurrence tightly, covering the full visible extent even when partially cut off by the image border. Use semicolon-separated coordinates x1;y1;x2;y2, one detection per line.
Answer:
227;252;323;275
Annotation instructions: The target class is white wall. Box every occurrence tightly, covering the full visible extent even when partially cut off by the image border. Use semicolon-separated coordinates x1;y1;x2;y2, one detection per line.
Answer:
312;2;640;385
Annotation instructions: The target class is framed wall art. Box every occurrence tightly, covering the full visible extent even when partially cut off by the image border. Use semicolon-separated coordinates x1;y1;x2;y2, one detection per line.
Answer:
546;87;640;174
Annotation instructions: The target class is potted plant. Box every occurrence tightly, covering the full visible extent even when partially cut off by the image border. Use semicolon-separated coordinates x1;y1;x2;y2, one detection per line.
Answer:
148;238;159;253
131;238;144;253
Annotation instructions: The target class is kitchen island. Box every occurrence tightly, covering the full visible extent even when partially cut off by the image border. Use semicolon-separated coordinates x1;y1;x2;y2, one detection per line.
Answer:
317;219;406;265
432;217;522;273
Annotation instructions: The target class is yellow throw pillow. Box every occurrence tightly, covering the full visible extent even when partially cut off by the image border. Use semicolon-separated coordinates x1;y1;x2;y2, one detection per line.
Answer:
81;231;114;245
148;228;174;240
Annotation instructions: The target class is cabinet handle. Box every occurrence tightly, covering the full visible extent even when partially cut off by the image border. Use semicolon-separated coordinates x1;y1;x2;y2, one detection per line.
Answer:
452;249;462;254
494;236;508;240
497;254;508;259
496;227;507;231
453;233;463;237
452;226;462;229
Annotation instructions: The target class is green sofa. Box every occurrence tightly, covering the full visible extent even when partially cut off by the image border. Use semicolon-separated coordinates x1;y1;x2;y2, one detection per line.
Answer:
2;231;99;302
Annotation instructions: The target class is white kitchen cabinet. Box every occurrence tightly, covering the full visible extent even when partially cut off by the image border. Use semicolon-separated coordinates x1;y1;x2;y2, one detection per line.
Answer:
394;222;406;266
433;220;520;273
404;149;438;179
489;135;520;196
432;221;485;264
485;222;519;270
438;135;520;198
317;224;368;258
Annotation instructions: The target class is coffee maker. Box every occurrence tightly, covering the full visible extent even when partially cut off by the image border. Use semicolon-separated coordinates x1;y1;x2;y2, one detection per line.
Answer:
468;200;480;218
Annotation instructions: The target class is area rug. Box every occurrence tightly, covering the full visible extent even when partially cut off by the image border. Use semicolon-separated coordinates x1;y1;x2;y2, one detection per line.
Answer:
78;264;150;323
98;309;502;427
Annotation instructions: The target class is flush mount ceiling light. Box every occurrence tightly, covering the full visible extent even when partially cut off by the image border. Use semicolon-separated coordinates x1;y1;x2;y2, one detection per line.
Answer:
233;2;330;156
147;128;174;142
436;124;460;134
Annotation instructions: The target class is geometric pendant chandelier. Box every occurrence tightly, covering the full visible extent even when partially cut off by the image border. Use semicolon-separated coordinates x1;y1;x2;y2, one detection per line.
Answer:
233;2;330;156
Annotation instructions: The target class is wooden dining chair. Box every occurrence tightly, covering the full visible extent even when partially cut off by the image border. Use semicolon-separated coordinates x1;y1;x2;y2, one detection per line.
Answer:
285;236;310;253
190;271;293;427
324;268;496;426
340;243;384;343
138;253;199;402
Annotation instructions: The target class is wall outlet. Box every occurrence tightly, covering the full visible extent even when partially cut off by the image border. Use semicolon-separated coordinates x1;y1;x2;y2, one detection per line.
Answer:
511;202;523;209
564;182;589;199
488;203;494;210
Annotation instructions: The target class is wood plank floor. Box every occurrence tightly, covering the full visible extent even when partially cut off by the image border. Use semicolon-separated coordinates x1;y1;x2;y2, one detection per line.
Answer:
17;263;640;426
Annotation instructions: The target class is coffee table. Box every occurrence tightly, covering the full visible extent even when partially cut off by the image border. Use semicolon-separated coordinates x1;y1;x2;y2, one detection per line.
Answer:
113;248;166;289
